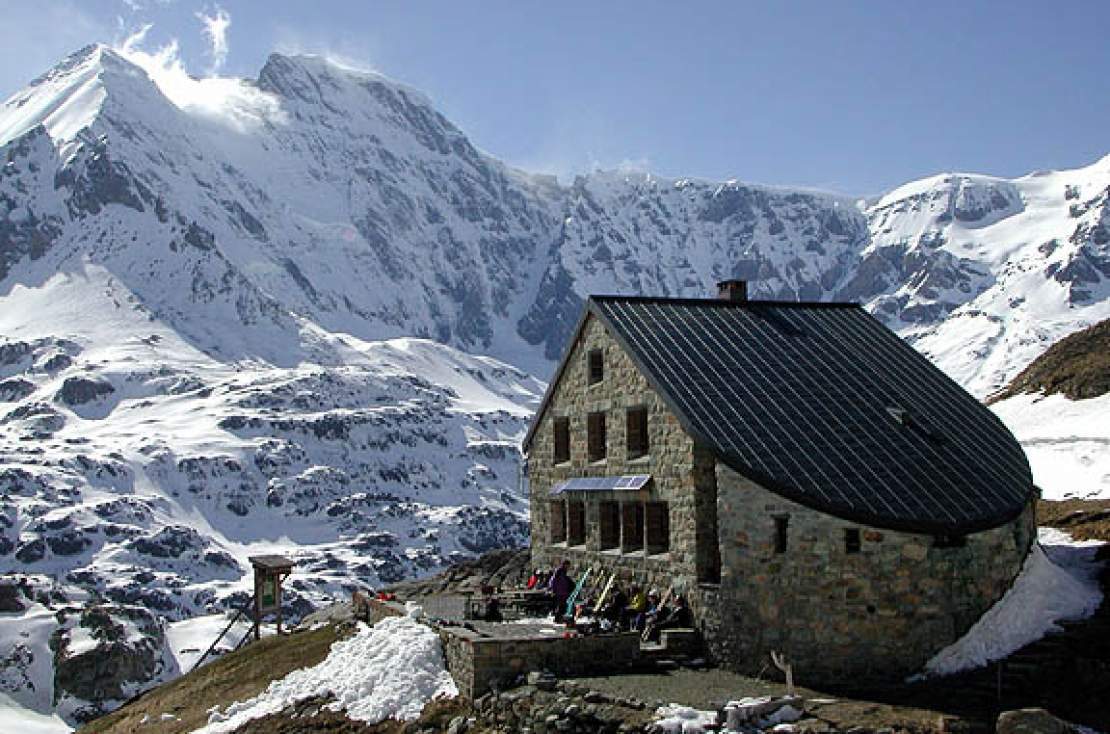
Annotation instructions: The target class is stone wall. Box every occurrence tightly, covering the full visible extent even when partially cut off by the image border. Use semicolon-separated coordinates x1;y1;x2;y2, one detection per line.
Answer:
528;315;715;597
699;463;1037;683
441;627;641;699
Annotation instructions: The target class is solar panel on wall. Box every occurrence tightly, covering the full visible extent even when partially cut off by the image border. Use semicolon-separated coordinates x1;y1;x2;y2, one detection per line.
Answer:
550;475;652;495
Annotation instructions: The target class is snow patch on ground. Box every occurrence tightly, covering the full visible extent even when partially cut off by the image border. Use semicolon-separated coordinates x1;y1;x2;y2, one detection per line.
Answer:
0;693;70;734
992;392;1110;500
165;613;256;673
923;528;1104;676
652;704;719;733
196;615;457;732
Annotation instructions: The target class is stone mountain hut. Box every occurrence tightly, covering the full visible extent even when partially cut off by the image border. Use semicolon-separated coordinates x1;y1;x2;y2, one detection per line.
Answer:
521;280;1036;683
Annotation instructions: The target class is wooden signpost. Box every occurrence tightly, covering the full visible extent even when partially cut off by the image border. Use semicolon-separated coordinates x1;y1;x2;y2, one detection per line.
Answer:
249;555;294;640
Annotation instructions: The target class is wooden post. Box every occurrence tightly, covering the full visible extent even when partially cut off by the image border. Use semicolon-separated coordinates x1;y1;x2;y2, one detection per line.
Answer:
253;567;262;641
771;650;795;697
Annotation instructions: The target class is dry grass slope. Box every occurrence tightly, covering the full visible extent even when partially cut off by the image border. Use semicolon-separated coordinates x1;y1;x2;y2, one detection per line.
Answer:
989;317;1110;403
79;624;345;734
1037;498;1110;543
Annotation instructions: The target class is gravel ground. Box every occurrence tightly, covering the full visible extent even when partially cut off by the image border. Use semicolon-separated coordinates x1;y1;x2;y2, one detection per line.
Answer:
569;668;950;732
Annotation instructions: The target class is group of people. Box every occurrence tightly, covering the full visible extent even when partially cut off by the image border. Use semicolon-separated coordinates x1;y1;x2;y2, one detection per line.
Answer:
526;560;693;639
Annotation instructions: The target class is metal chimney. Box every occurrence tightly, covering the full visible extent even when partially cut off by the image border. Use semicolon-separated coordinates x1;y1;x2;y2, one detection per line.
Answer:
716;279;748;302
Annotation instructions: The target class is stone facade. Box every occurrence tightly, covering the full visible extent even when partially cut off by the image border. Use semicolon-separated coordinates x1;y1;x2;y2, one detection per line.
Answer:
529;315;714;599
526;313;1037;684
707;464;1036;682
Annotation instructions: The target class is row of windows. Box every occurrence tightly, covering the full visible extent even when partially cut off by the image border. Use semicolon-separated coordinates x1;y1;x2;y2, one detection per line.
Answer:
549;499;670;555
552;406;649;464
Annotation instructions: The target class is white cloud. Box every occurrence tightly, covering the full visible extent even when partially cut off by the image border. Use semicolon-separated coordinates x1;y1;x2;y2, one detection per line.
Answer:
119;0;176;11
114;23;286;133
196;5;231;74
272;25;382;76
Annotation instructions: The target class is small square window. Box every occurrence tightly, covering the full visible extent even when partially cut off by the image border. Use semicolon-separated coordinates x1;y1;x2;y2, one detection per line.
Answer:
845;528;861;554
587;411;607;462
774;516;789;554
588;349;604;384
626;406;649;459
553;417;570;464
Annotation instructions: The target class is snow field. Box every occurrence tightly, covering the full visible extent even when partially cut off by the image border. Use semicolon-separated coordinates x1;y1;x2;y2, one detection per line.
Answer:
0;693;70;734
991;392;1110;500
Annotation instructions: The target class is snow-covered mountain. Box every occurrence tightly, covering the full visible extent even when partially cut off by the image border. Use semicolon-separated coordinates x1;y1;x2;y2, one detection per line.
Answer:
0;43;1107;725
0;265;541;723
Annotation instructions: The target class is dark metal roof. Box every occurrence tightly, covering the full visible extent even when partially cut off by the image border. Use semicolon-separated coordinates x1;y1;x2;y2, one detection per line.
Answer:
524;296;1033;535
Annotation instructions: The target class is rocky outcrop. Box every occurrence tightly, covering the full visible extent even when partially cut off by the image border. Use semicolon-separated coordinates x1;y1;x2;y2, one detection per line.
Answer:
0;579;29;612
385;547;530;598
0;377;35;401
996;708;1070;734
56;376;114;406
50;604;174;722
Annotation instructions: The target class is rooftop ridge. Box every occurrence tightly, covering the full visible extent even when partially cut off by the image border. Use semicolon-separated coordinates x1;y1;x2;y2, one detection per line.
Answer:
586;294;861;309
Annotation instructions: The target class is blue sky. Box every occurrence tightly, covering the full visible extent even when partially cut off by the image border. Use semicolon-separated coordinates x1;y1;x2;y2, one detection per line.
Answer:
4;1;1108;195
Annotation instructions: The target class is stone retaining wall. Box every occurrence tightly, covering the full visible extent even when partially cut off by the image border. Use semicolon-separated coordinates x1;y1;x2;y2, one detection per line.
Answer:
442;628;641;699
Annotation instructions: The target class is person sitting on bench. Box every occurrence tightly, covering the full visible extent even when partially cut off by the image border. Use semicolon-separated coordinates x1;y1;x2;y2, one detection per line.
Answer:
644;593;692;641
622;584;647;631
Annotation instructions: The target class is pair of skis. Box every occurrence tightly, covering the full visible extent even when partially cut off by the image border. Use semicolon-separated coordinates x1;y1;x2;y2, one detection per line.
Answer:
564;567;618;621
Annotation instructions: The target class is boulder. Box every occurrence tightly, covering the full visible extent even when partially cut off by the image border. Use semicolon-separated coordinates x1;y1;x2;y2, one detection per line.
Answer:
56;376;114;406
15;538;46;563
0;581;27;612
996;709;1069;734
0;377;35;402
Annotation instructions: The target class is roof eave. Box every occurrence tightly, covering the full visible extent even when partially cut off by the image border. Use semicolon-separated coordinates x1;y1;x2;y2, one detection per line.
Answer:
715;452;1034;537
